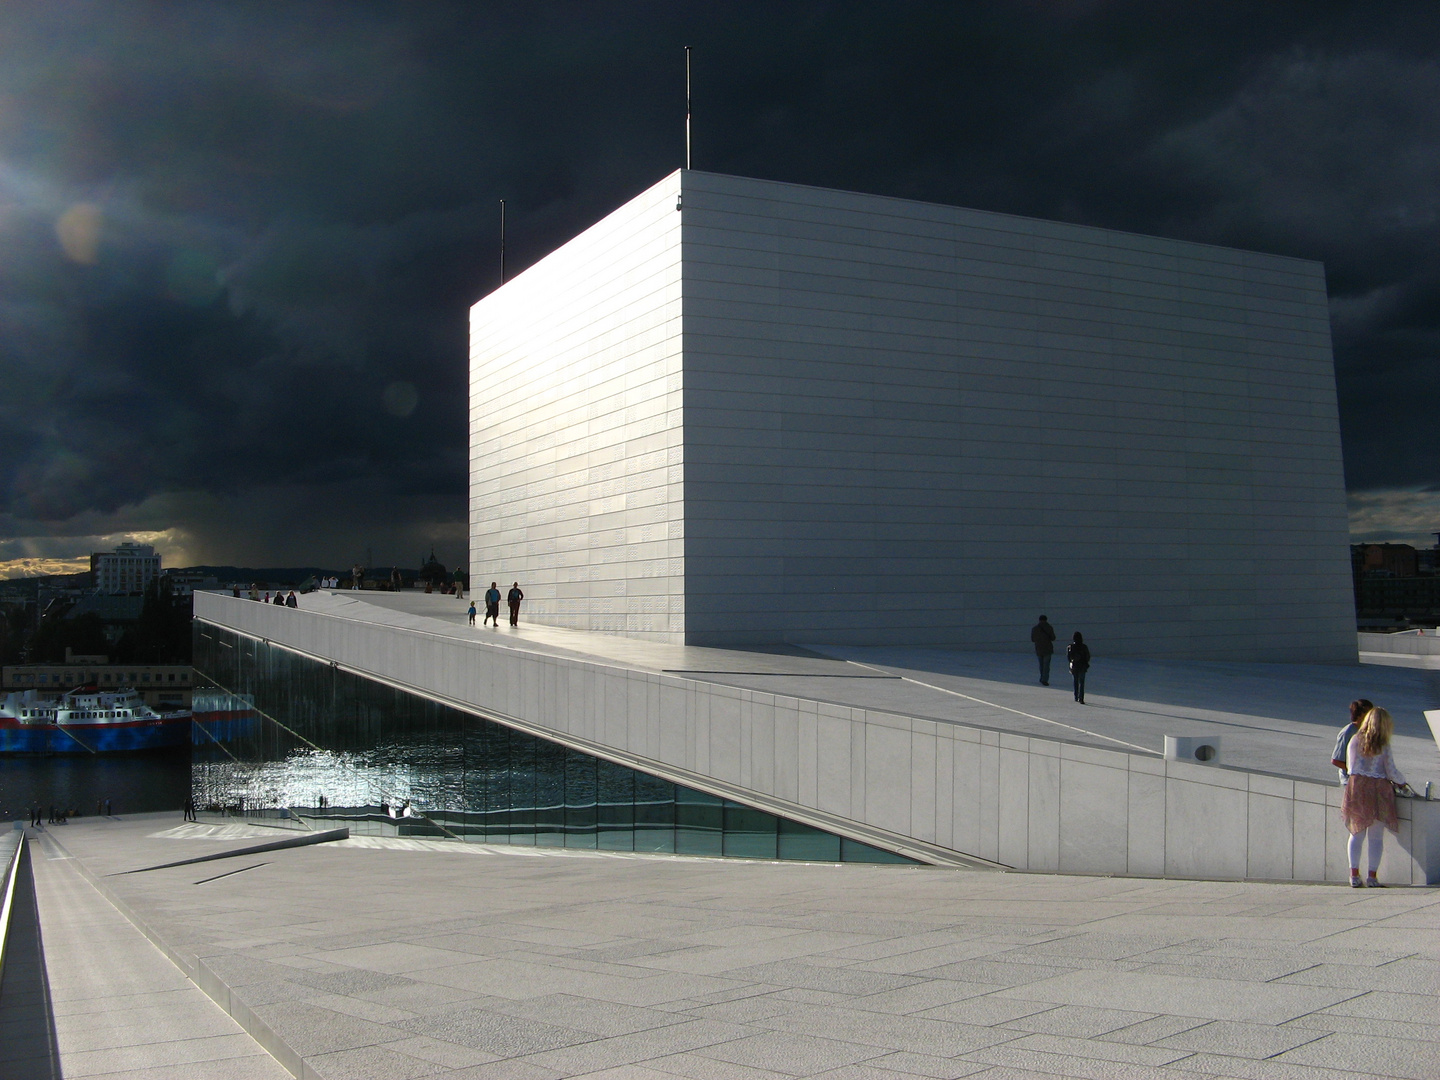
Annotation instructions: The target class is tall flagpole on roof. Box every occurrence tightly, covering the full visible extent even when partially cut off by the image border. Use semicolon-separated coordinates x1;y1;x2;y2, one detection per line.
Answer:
685;46;692;170
499;199;506;285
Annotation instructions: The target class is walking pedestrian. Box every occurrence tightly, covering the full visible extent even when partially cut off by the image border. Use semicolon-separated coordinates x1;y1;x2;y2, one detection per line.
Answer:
1342;706;1414;887
468;600;477;626
184;795;197;822
1331;698;1373;784
507;582;524;626
484;582;501;626
1030;615;1056;686
1066;632;1090;703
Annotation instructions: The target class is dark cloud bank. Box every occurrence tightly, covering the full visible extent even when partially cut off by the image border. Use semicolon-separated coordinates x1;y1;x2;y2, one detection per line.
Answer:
1;0;1438;572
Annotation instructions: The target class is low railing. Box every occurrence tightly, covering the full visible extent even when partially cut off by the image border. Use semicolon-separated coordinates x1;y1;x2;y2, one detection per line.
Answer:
1359;631;1440;656
0;829;25;986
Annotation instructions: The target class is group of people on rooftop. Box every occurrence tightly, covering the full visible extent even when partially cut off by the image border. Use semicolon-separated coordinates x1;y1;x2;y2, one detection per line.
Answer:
1029;615;1089;702
468;582;523;628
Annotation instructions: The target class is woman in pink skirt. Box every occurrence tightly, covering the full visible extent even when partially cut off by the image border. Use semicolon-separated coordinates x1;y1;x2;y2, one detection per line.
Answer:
1342;707;1414;887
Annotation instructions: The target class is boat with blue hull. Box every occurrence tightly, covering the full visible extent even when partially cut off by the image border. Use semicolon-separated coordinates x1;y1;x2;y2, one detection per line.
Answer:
0;686;192;754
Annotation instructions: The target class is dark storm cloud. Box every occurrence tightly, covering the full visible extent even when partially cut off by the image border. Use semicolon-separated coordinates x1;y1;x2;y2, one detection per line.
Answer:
1;0;1438;569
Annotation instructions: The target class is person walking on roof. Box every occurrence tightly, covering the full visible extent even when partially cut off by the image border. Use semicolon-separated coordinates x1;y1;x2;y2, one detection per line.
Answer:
1066;631;1090;704
484;582;501;626
507;582;524;626
1030;615;1056;686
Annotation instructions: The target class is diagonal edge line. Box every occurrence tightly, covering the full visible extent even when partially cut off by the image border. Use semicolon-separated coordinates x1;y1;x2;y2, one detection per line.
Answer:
110;827;349;875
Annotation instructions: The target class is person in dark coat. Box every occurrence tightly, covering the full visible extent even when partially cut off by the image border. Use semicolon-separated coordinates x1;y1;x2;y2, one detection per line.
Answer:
507;583;524;626
484;582;501;626
1066;632;1091;704
1030;615;1056;686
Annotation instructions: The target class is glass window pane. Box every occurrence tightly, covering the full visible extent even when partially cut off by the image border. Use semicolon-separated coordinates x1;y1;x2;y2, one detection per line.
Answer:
596;759;635;851
533;740;566;846
778;818;841;862
632;773;675;853
841;837;917;864
564;747;598;848
675;787;723;856
723;802;778;859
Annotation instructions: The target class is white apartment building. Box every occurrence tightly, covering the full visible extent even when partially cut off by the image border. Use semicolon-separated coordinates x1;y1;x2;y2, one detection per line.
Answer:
91;542;161;595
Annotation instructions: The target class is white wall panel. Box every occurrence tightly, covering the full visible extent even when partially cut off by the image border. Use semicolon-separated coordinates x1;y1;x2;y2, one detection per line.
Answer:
678;172;1354;660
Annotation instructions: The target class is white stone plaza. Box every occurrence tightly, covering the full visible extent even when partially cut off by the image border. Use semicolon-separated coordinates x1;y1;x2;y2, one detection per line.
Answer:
7;810;1438;1080
470;171;1354;661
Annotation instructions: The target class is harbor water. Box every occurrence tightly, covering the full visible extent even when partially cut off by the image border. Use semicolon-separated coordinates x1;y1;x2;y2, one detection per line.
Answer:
0;750;190;821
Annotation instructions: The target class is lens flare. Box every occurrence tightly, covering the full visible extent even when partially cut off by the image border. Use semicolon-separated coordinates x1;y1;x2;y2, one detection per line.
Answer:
56;202;103;264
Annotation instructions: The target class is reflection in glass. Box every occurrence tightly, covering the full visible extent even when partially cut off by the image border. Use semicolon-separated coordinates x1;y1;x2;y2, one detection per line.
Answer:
192;624;913;864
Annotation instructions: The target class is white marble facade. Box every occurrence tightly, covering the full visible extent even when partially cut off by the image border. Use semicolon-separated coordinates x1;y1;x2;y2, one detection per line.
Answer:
471;171;1355;661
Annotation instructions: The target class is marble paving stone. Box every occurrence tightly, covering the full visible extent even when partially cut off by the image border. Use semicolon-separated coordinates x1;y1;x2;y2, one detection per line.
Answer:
1130;954;1320;982
1281;1010;1440;1044
393;1004;595;1055
485;992;694;1036
306;1041;455;1080
758;1003;1023;1056
998;1004;1155;1038
696;1031;887;1076
442;1061;565;1080
1268;1030;1440;1080
1152;1019;1332;1059
517;1018;760;1074
953;1044;1210;1080
718;962;921;996
1272;958;1440;994
845;980;1004;1015
993;968;1362;1024
983;1032;1196;1067
1095;1014;1210;1045
854;1050;993;1077
1310;989;1440;1025
1178;1052;1394;1080
644;1051;795;1079
913;997;1057;1027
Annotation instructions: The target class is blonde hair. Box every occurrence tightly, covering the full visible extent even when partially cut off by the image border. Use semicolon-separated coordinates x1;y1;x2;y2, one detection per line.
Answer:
1358;707;1393;757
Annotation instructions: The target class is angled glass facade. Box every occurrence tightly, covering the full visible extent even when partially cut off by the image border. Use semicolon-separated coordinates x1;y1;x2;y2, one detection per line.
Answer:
192;624;912;863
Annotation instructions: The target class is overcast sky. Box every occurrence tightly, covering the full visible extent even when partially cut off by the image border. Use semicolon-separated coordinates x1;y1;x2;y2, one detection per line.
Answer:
1;0;1438;577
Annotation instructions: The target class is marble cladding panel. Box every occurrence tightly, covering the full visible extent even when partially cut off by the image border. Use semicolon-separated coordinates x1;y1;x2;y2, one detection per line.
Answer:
469;174;685;640
677;171;1354;660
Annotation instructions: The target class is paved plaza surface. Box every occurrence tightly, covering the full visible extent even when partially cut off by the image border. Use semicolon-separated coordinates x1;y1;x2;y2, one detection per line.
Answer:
305;591;1440;786
18;813;1440;1080
0;828;289;1080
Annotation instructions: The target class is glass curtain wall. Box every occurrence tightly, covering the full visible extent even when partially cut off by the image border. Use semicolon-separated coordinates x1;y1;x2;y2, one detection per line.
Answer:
192;623;912;863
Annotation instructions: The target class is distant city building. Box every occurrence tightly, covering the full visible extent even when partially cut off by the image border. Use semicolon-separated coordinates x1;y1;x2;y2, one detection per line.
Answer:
1355;542;1419;578
161;569;219;597
91;542;160;595
3;654;193;709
